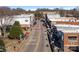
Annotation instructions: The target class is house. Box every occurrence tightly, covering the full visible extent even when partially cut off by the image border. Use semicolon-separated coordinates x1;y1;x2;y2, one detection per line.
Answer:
12;14;35;29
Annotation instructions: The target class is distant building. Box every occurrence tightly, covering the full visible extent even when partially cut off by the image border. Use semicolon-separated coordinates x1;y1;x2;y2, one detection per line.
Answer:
47;14;61;19
44;12;56;15
40;11;56;15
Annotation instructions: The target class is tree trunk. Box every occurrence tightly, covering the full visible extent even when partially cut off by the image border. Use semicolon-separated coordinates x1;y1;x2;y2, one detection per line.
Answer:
1;27;6;39
3;26;6;39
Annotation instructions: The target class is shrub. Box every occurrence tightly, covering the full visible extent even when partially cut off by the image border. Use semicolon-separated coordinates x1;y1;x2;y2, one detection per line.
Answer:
9;21;24;39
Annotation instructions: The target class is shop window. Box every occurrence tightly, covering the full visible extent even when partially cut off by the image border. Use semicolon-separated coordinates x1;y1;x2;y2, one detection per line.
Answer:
68;36;77;45
68;36;77;40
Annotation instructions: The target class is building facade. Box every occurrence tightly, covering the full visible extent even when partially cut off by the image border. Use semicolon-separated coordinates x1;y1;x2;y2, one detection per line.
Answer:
48;14;79;52
12;14;35;29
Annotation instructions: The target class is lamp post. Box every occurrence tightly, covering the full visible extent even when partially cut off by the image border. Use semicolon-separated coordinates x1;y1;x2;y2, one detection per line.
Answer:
18;34;22;44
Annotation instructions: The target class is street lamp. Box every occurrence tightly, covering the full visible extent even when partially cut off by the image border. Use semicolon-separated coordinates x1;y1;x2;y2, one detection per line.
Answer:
18;34;23;44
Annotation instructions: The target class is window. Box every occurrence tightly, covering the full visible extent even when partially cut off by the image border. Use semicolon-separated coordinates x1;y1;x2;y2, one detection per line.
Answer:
68;36;77;45
68;36;77;40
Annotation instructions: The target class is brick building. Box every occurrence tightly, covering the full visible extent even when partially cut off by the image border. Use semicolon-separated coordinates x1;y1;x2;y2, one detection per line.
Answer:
48;14;79;52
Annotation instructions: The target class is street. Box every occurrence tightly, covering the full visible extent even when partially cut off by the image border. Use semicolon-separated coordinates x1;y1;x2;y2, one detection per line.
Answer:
22;20;51;52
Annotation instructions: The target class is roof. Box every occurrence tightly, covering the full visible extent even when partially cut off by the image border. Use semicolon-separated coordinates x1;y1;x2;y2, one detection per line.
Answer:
47;14;79;33
47;14;61;19
55;24;79;33
14;17;30;25
11;14;34;25
13;14;34;18
55;21;79;25
49;17;78;22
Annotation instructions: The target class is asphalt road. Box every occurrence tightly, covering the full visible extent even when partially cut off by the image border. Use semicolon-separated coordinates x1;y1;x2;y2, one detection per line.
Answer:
24;20;51;52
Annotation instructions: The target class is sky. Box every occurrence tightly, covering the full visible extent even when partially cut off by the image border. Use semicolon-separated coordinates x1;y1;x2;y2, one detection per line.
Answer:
9;6;77;11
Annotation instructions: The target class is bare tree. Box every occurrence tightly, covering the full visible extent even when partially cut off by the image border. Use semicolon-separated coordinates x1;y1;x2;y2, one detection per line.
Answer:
0;15;14;39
